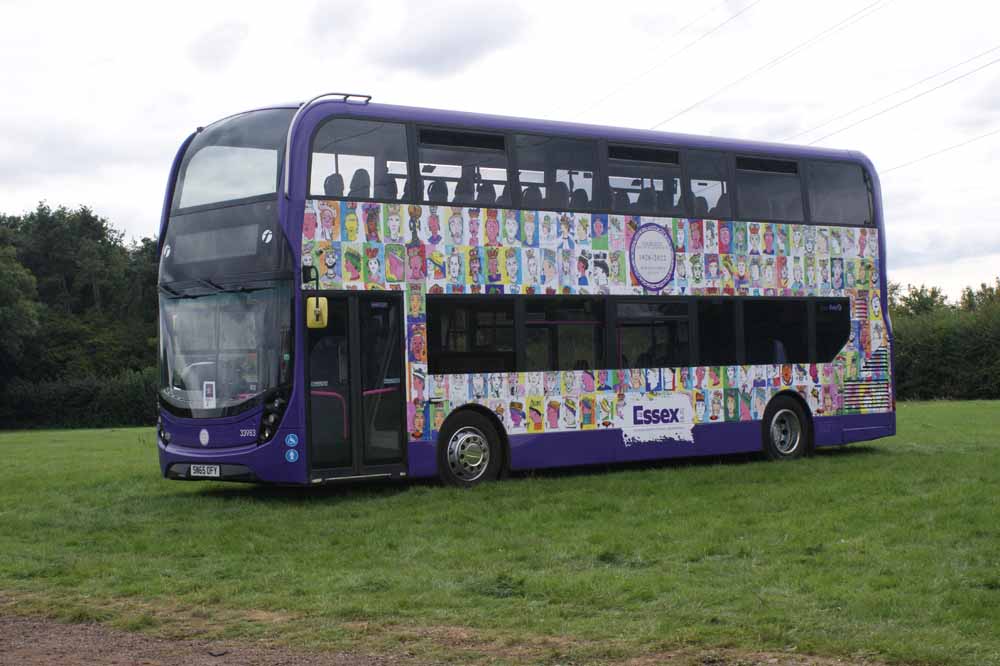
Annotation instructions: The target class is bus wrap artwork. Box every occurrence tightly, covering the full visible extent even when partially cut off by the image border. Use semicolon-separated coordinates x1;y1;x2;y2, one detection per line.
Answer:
301;201;890;446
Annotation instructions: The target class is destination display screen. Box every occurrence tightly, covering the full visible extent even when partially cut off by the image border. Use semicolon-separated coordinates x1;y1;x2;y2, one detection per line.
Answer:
172;224;259;264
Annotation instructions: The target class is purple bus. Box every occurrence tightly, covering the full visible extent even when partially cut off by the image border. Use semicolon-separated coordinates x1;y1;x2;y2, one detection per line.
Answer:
157;93;894;487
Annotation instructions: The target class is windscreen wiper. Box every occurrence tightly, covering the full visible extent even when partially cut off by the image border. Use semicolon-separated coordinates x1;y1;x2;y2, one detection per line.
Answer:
199;278;224;292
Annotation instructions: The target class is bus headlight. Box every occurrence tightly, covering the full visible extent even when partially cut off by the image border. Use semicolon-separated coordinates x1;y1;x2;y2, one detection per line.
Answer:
257;390;288;443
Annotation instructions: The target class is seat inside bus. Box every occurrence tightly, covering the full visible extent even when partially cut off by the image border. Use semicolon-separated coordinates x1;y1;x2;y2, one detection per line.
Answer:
324;173;344;197
476;181;496;205
547;182;569;209
373;172;398;199
348;170;370;198
428;179;448;202
522;185;543;208
709;193;730;217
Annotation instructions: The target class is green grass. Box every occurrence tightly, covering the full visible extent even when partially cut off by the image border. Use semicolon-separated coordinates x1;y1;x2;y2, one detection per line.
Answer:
1;402;998;665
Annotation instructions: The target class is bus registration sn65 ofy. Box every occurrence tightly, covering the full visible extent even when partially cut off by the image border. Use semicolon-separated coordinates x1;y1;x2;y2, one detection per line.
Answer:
189;464;220;478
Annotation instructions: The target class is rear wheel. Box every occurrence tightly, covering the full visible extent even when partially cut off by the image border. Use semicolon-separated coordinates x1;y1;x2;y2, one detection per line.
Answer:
437;411;503;487
762;396;812;460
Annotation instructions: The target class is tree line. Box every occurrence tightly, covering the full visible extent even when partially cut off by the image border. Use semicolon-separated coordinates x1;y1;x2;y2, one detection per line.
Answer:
0;204;997;428
0;204;158;427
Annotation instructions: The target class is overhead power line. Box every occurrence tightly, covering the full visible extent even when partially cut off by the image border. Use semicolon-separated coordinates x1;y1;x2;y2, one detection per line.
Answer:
574;0;765;119
882;127;1000;174
786;42;1000;141
670;1;734;40
649;0;890;130
808;55;1000;145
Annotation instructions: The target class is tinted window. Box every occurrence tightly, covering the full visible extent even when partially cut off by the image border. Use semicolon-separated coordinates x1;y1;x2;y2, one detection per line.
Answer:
744;299;809;364
808;162;871;226
607;145;683;216
687;150;731;218
310;119;409;200
427;297;515;373
616;301;690;367
697;299;739;365
418;129;510;206
524;297;604;371
815;298;850;361
515;135;597;211
736;157;804;222
175;109;294;210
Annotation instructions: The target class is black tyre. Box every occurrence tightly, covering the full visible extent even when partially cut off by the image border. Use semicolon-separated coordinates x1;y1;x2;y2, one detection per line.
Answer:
762;395;812;460
437;410;504;487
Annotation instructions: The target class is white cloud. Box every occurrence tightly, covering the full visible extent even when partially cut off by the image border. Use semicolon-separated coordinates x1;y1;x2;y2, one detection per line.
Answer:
0;0;998;297
188;22;250;70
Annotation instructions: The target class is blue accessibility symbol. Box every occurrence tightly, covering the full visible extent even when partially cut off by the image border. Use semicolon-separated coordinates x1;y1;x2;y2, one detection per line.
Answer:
285;449;300;463
284;433;299;448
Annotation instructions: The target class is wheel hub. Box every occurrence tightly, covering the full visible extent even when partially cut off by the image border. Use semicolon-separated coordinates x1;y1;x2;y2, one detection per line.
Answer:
447;427;490;482
770;409;801;455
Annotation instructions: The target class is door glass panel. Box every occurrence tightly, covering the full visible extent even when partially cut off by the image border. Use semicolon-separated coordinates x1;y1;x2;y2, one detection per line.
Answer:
308;299;351;468
360;298;405;465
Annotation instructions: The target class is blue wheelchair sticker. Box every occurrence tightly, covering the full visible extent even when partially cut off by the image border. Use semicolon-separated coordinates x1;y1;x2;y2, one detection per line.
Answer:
284;433;299;448
284;449;299;463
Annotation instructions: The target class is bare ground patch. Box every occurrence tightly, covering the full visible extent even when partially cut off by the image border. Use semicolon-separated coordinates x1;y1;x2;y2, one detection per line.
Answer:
0;614;407;666
0;612;894;666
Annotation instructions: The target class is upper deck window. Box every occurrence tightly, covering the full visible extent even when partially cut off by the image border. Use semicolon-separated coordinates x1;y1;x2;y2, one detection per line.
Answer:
174;108;294;211
687;150;731;219
807;161;871;226
310;119;409;201
418;129;510;206
736;157;804;222
515;134;597;211
606;145;683;216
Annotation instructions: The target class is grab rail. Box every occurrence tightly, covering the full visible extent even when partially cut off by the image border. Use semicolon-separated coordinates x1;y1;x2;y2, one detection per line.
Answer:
310;389;349;438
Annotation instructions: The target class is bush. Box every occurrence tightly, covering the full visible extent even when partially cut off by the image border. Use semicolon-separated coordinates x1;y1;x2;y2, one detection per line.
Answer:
0;367;158;429
893;301;1000;400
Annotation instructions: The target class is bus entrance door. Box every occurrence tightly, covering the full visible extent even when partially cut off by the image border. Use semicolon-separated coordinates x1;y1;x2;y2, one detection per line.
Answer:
305;292;407;481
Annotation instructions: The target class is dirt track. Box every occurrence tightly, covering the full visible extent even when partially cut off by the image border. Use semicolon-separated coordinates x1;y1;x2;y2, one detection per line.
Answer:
0;614;884;666
0;615;405;666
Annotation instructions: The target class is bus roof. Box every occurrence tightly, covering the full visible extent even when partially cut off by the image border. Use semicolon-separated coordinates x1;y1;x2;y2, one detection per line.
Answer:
247;98;867;167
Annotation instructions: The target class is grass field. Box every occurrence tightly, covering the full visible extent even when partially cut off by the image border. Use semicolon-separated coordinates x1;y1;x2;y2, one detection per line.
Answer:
0;401;998;665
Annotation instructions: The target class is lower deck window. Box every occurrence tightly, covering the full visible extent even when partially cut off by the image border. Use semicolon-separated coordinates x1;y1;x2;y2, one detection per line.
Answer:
697;300;739;365
744;300;809;364
426;295;850;375
616;301;690;367
427;298;514;373
524;297;604;371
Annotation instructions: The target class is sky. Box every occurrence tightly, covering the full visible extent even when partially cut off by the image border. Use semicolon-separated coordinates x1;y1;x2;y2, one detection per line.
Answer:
1;0;998;299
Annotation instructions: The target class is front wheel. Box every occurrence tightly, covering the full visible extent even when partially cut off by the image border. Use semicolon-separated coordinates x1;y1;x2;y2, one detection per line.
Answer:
437;411;503;487
762;396;812;460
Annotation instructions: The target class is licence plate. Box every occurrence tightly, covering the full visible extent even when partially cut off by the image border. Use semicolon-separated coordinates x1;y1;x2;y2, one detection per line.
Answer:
189;464;220;478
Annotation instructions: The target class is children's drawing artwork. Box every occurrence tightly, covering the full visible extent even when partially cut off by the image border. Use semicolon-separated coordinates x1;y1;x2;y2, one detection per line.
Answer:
302;201;890;442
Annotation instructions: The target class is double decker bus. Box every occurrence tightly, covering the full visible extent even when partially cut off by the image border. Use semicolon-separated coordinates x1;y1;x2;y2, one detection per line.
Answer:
157;93;893;487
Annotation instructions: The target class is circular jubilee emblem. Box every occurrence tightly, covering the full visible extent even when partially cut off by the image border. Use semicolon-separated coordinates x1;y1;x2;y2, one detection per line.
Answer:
629;223;676;291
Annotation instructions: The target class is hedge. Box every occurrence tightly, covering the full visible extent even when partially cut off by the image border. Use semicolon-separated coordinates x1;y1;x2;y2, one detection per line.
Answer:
0;367;158;429
1;303;997;429
892;301;1000;400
